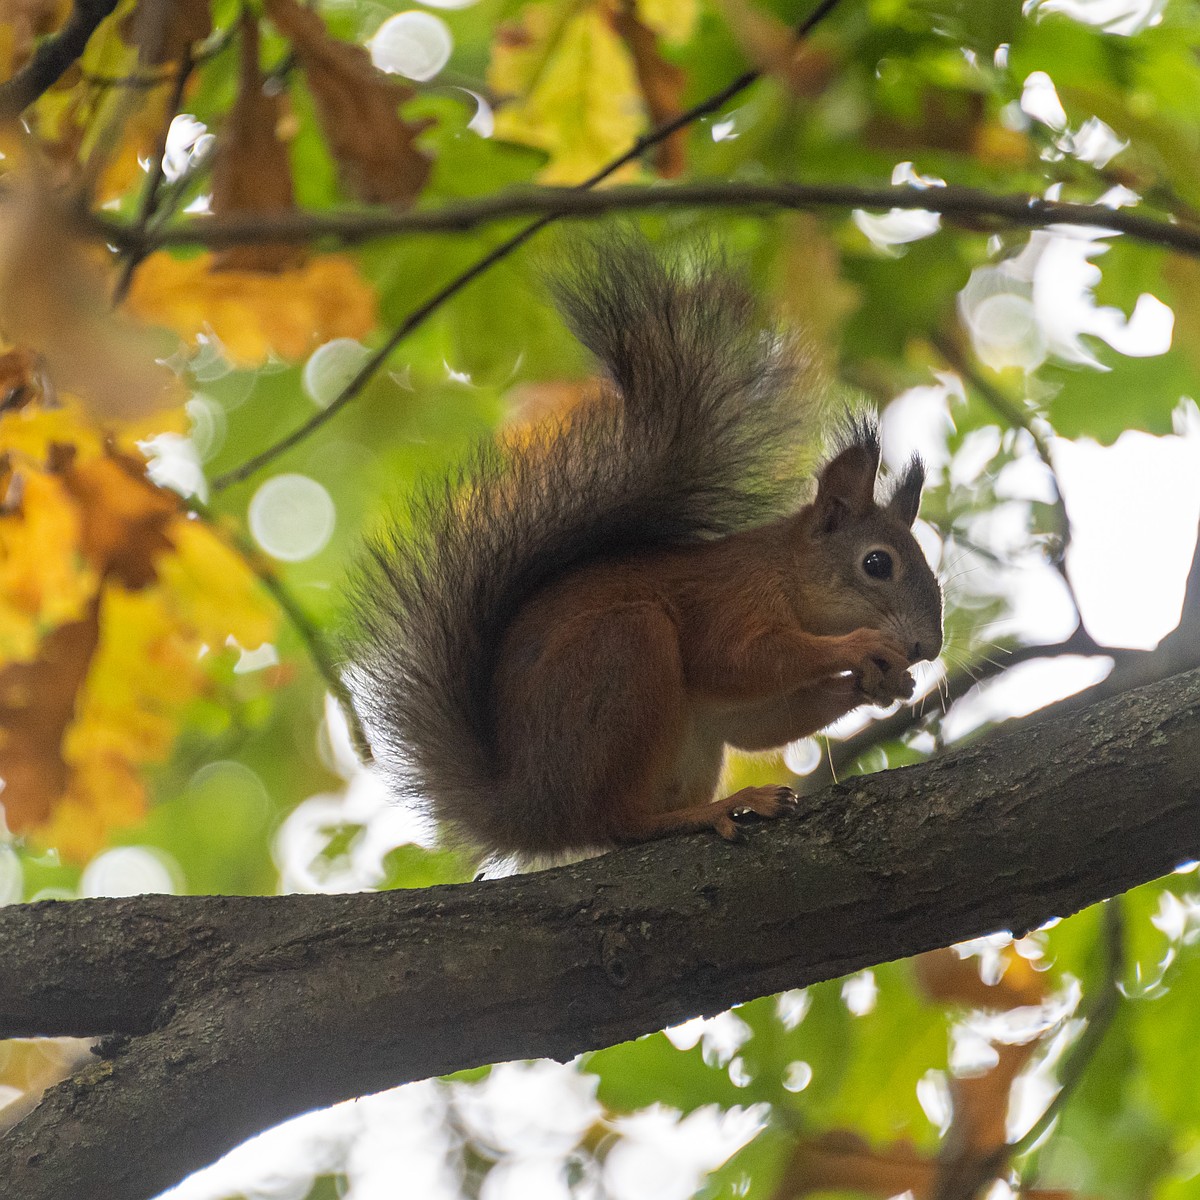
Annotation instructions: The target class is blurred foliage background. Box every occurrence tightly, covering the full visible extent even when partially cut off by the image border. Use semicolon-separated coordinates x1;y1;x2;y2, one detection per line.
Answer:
1;0;1200;1196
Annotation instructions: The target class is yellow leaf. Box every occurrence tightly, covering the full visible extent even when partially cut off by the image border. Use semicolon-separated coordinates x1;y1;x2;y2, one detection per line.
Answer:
124;251;377;366
0;471;95;662
0;393;278;858
489;3;643;185
632;0;696;42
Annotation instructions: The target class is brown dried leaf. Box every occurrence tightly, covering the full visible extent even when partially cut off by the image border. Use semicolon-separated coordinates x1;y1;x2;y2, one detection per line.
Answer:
52;446;180;589
0;602;99;832
121;0;213;66
263;0;433;206
614;1;687;177
781;1129;937;1198
211;11;302;272
0;185;178;417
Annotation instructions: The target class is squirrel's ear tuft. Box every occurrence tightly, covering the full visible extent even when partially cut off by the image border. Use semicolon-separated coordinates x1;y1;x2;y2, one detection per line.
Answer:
814;424;880;533
886;455;926;527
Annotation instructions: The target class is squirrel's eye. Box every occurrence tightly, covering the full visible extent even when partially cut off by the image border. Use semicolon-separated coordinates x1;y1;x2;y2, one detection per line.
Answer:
863;549;893;580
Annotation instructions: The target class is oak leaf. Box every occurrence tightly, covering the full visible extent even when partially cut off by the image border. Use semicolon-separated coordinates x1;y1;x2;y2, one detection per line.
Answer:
264;0;433;206
613;1;688;177
124;250;377;365
0;395;276;857
210;11;302;273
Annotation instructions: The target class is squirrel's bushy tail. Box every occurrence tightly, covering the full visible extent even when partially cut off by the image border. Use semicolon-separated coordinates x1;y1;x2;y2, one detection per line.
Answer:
344;235;827;851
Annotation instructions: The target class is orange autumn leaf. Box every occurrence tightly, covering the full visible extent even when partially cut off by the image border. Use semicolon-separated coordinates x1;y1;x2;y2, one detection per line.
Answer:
124;250;377;366
263;0;433;206
54;447;180;589
211;11;302;273
0;395;276;857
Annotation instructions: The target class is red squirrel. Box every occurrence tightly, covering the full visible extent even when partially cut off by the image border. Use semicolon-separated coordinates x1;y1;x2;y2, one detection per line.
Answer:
347;237;943;860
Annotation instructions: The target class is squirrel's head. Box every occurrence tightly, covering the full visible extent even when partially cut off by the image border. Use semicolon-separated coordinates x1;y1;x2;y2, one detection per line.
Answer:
800;418;944;666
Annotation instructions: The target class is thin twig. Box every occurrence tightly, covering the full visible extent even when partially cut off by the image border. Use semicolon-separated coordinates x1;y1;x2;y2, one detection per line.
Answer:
930;328;1086;622
797;626;1122;793
0;0;120;118
209;0;848;491
80;26;234;90
88;181;1200;258
1014;899;1125;1161
111;48;195;305
185;498;375;766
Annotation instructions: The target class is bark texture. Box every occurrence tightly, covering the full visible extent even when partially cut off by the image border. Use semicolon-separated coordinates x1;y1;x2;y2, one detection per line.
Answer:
2;665;1199;1200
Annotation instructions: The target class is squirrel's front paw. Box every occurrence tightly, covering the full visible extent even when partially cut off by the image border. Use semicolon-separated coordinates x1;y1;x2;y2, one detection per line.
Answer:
853;632;914;707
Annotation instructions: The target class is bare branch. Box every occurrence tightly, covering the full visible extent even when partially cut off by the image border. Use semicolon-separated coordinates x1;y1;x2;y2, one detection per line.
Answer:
90;181;1200;258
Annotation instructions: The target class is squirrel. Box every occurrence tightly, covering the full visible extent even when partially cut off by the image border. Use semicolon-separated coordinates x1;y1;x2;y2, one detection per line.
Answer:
345;236;944;861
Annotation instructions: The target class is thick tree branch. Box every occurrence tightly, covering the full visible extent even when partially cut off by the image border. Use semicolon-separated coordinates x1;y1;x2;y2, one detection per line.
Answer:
0;0;120;118
90;181;1200;257
3;665;1200;1200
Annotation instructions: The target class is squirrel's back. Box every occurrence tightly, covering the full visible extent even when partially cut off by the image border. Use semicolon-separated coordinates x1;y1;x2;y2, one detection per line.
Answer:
344;236;827;851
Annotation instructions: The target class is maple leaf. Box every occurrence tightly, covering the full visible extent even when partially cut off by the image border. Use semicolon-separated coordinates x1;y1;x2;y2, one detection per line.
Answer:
264;0;433;207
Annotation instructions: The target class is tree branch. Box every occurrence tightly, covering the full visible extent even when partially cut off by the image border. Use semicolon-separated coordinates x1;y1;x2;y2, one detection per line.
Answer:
0;0;120;118
90;181;1200;258
3;664;1200;1200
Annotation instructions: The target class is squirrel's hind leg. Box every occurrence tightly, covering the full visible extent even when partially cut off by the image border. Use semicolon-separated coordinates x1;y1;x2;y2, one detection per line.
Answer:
615;785;798;843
